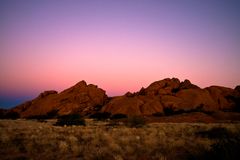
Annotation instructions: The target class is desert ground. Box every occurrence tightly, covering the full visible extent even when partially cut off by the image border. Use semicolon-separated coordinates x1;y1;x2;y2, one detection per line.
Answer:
1;118;240;160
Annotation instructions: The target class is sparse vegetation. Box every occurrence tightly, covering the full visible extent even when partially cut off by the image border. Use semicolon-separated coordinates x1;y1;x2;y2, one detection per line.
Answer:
55;114;85;126
196;127;233;139
152;112;164;117
195;126;240;160
110;113;127;119
126;116;146;128
89;112;111;120
0;120;240;160
26;110;59;120
163;107;175;116
2;111;20;119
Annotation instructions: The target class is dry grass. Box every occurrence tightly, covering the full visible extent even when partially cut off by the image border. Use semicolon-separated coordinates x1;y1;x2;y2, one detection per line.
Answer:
0;119;240;160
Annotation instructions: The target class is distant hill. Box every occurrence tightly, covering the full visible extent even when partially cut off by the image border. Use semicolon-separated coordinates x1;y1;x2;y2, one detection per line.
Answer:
3;78;240;121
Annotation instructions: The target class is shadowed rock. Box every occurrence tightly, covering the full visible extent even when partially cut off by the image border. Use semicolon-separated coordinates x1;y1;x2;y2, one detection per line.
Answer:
206;86;238;111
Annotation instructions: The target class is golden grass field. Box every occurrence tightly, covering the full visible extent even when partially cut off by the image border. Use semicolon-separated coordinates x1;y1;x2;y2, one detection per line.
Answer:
0;119;240;160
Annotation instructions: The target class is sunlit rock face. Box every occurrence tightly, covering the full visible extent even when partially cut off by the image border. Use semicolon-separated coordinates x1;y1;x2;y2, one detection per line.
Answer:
11;78;240;118
101;78;240;116
12;81;108;117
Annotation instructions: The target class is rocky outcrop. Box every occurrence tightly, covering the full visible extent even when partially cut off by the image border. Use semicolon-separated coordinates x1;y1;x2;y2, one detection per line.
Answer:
12;81;108;118
174;89;218;111
206;86;239;111
179;79;200;90
101;78;240;116
10;78;240;118
144;78;180;96
101;95;163;116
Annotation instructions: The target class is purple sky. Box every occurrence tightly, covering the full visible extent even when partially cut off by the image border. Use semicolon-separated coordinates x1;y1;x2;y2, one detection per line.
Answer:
1;0;240;108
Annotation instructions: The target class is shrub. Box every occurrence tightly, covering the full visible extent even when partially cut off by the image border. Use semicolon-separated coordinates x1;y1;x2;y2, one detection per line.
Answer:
110;114;127;119
46;109;59;118
206;138;240;160
27;109;59;120
152;112;164;117
0;110;7;119
196;127;232;139
126;116;146;128
27;115;48;120
163;107;175;116
55;114;85;126
198;134;240;160
89;112;111;120
4;111;20;119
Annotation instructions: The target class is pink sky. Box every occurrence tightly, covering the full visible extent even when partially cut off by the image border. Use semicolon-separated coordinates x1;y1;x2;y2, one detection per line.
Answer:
0;0;240;107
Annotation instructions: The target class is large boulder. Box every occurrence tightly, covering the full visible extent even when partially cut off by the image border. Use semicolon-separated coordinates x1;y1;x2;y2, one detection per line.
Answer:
144;78;180;96
160;95;183;111
160;89;217;112
175;89;218;112
12;81;108;118
101;96;144;115
101;95;164;116
206;86;238;111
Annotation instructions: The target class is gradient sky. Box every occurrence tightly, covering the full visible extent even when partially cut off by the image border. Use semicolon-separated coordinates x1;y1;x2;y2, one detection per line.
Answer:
1;0;240;108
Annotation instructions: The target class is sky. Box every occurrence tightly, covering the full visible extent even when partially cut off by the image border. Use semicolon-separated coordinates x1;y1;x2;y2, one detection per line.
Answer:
0;0;240;108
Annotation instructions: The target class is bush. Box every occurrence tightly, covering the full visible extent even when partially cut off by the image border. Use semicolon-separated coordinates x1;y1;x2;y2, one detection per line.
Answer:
152;112;164;117
89;112;111;120
163;107;175;116
4;111;20;119
111;114;127;119
46;109;59;118
126;116;146;128
196;127;232;139
197;135;240;160
208;138;240;160
55;114;85;126
27;109;59;120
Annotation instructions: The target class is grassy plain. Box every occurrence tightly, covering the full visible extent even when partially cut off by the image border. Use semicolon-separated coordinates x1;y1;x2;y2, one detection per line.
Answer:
0;119;240;160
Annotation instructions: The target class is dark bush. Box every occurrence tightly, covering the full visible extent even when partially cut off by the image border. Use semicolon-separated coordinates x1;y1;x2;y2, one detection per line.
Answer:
197;136;240;160
152;112;164;117
196;127;232;139
111;114;127;119
4;111;20;119
208;137;240;160
193;127;240;160
164;107;175;116
26;115;48;120
89;112;111;120
0;109;7;119
27;109;59;120
126;116;146;128
46;109;59;118
163;104;207;116
55;114;85;126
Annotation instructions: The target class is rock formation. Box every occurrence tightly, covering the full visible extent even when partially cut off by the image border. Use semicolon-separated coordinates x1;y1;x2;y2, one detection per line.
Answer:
11;81;108;118
101;96;163;116
101;78;240;116
7;78;240;119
